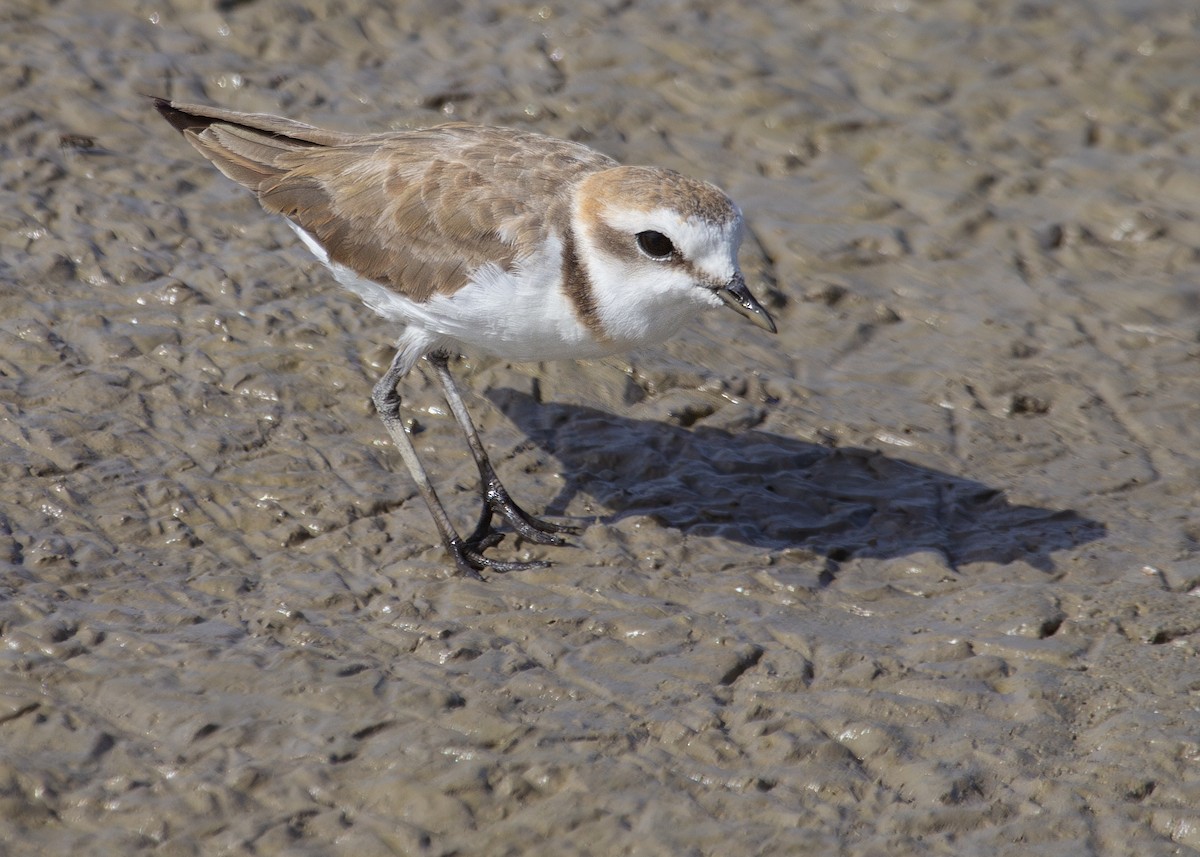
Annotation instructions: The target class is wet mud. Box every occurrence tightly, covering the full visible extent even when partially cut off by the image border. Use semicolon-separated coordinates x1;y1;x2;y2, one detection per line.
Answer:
2;0;1199;853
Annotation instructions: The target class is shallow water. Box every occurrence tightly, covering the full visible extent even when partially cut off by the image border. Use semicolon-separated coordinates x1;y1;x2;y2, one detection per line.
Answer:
2;0;1200;853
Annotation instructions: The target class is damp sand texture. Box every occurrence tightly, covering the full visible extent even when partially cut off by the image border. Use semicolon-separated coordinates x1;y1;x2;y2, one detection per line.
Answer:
3;1;1200;855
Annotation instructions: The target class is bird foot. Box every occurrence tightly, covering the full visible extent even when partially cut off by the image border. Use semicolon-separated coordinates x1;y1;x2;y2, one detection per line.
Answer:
469;480;579;548
446;535;550;578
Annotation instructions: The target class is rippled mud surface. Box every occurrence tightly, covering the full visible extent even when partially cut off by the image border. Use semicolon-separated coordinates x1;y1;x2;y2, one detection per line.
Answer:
3;0;1200;854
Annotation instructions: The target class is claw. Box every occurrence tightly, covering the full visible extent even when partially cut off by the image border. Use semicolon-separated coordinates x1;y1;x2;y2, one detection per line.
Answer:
468;530;506;552
447;537;551;578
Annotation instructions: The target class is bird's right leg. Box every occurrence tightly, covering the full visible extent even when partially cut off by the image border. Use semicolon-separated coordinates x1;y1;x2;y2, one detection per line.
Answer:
425;352;577;549
372;350;548;577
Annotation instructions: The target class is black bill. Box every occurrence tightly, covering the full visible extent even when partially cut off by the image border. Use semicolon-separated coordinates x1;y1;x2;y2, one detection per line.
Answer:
718;273;777;334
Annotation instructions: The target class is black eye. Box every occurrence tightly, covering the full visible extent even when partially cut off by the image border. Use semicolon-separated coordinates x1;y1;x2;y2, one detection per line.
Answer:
636;230;675;260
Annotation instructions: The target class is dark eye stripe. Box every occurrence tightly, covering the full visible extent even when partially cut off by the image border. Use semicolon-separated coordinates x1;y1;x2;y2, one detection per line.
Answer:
636;230;675;260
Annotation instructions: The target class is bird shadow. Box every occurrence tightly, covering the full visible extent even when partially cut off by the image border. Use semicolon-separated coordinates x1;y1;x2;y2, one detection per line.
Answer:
486;388;1105;573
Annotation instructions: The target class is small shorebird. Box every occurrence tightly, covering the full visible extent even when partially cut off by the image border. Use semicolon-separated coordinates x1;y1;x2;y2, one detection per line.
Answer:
154;98;776;577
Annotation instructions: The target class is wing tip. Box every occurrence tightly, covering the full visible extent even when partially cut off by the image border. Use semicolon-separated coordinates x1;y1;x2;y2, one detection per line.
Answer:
151;96;208;136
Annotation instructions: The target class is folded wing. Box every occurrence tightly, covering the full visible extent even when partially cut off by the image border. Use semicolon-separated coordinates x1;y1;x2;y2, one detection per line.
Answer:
155;98;611;302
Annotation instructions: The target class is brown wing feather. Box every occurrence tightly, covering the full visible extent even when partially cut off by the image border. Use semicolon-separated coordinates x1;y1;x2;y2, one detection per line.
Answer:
185;127;284;188
156;99;616;302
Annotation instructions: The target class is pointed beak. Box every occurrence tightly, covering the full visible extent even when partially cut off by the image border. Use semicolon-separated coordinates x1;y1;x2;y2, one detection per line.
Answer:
718;273;777;334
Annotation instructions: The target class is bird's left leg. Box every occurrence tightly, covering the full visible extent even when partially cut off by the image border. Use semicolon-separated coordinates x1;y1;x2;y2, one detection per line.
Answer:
425;352;578;548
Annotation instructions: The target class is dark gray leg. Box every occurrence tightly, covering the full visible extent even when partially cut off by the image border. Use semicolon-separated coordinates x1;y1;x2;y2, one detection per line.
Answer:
425;352;577;547
372;349;548;576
